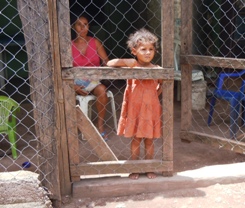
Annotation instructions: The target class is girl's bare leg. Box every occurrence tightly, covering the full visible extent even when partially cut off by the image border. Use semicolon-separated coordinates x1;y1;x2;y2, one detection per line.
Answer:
92;84;108;134
129;137;142;180
144;138;157;179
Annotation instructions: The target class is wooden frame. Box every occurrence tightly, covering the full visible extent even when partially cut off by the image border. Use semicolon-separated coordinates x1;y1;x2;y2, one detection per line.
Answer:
180;0;245;150
62;66;174;181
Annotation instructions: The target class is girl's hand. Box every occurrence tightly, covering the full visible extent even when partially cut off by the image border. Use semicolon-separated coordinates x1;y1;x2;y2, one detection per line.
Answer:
157;80;163;96
74;85;89;96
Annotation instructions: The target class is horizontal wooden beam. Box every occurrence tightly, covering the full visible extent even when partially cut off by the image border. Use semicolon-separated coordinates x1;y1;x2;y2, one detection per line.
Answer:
181;55;245;69
180;130;245;154
62;67;174;80
70;160;173;176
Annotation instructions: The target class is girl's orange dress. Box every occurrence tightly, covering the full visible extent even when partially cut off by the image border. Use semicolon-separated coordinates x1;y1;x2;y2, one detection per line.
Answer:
117;79;162;139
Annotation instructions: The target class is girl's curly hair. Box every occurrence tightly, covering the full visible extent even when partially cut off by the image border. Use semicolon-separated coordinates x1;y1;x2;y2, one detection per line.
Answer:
127;28;159;50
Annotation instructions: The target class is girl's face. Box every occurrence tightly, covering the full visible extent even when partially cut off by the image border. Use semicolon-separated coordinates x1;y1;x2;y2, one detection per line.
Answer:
132;42;155;65
74;17;89;38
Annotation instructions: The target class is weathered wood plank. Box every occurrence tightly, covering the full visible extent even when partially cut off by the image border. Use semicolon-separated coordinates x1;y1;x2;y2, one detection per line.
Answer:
180;0;193;133
161;0;174;177
161;0;174;67
180;131;245;154
70;160;173;176
181;64;192;131
63;80;80;166
57;0;73;68
18;0;63;202
62;67;174;80
181;0;192;55
162;81;174;162
51;0;71;196
76;106;118;161
181;55;245;69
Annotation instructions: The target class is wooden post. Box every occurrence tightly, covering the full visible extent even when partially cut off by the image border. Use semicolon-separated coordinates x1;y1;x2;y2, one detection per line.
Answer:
48;0;72;196
17;1;72;205
180;0;193;132
161;0;174;176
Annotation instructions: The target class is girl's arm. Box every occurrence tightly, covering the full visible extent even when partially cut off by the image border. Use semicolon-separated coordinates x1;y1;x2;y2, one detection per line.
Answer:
157;79;163;96
95;39;109;66
107;58;137;67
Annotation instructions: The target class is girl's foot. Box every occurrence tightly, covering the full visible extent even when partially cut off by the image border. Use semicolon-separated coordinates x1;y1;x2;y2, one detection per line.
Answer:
146;172;157;179
129;173;139;180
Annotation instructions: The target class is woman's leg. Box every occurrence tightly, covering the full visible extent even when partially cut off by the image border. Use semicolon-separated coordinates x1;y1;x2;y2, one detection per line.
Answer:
144;138;157;179
129;137;142;179
92;84;108;133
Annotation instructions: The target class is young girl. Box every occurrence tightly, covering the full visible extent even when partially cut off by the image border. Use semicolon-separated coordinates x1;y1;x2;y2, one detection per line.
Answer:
107;28;162;179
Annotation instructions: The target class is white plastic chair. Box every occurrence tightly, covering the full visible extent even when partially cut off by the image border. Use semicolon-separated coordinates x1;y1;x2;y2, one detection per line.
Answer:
76;90;118;131
174;39;204;101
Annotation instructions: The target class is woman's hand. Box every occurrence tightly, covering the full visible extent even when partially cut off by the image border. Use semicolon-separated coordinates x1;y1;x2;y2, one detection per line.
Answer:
74;85;89;96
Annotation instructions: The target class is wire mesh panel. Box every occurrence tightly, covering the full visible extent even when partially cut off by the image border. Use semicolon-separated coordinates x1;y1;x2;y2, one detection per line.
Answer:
0;0;42;172
59;0;174;180
180;0;245;153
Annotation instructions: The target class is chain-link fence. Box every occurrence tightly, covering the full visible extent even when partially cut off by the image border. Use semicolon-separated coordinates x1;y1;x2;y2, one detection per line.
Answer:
0;1;60;203
0;1;39;171
179;0;245;152
1;0;244;203
0;0;174;202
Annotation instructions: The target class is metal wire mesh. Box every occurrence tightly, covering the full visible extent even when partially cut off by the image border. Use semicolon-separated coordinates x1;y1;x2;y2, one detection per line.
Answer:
0;0;175;194
1;0;244;198
178;0;245;151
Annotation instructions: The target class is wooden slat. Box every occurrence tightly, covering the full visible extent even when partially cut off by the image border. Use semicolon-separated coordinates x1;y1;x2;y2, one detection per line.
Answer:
18;0;64;202
180;131;245;154
51;0;71;196
162;81;174;162
181;64;192;131
76;106;118;161
62;67;174;80
70;160;173;176
63;80;80;165
180;0;193;133
57;0;73;68
181;55;245;69
181;0;192;55
162;79;174;176
161;0;174;176
161;0;174;68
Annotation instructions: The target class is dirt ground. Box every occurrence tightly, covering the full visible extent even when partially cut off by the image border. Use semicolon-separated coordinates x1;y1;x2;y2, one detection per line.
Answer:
63;182;245;208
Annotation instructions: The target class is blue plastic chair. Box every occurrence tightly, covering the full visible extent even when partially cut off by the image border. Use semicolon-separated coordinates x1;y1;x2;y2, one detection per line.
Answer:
0;96;20;159
207;70;245;138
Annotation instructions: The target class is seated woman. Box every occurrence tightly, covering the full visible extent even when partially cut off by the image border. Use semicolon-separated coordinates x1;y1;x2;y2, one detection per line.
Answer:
72;14;109;140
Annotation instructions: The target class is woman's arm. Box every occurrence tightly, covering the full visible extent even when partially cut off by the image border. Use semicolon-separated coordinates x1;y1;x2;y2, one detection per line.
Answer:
107;58;137;67
95;39;109;66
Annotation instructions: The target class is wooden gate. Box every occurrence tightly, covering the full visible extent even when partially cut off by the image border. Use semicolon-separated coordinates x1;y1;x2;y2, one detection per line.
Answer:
62;67;174;182
58;0;175;183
